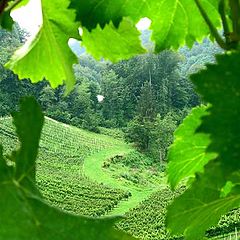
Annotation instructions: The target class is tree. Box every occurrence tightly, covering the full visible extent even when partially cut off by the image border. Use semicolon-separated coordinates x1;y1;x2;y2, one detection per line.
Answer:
39;85;57;111
100;70;126;127
125;116;154;152
136;81;157;121
151;113;177;162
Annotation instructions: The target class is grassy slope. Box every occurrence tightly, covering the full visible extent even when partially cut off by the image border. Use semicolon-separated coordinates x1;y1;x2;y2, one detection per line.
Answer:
0;116;161;216
83;145;161;215
0;117;130;216
52;118;162;215
42;119;165;216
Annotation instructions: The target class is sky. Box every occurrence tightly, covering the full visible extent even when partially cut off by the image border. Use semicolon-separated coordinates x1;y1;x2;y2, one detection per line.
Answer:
11;0;42;36
11;0;151;36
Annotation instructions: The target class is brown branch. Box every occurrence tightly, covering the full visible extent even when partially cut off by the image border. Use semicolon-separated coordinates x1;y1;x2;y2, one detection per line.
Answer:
0;0;8;15
229;0;240;38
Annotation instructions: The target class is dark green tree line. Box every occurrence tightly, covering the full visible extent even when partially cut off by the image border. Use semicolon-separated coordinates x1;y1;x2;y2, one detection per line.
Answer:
0;26;219;151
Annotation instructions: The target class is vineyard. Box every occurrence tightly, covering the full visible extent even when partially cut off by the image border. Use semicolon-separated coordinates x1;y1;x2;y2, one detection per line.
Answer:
0;116;163;218
118;188;240;240
0;117;131;216
1;116;240;239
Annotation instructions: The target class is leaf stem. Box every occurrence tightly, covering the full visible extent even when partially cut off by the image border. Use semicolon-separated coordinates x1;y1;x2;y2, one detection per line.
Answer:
229;0;240;38
194;0;228;50
219;0;231;44
5;0;23;12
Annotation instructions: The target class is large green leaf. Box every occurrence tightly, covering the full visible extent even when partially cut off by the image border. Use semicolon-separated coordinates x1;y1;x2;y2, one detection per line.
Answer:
0;11;14;30
11;97;44;180
167;162;240;240
13;0;31;9
82;18;146;62
167;52;240;239
167;106;217;189
69;0;146;30
71;0;221;51
192;52;240;172
0;97;136;240
6;0;80;92
149;0;221;51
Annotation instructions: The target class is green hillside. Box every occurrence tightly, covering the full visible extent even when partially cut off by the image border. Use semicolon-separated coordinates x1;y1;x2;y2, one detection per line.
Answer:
1;116;239;240
0;116;125;216
0;116;162;217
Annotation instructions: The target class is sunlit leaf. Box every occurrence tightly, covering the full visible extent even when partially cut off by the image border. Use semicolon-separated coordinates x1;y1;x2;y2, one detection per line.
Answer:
71;0;221;51
82;18;146;62
6;0;80;92
168;106;217;189
13;0;30;9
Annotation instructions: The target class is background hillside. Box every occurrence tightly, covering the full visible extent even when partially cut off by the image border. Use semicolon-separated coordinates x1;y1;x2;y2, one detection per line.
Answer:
0;26;222;163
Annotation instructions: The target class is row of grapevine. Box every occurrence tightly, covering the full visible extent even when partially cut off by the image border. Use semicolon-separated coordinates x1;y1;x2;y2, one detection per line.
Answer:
37;176;130;216
118;188;240;240
0;117;130;217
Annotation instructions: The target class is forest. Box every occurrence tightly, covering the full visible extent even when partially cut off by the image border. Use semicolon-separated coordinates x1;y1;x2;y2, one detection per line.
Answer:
0;1;240;240
0;26;221;162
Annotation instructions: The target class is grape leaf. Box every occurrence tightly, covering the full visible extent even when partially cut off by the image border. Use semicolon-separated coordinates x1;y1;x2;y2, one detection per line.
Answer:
11;96;44;180
69;0;122;30
149;0;221;51
71;0;221;51
0;97;136;240
167;106;218;189
13;0;30;9
0;11;14;30
69;0;147;30
167;161;240;240
167;52;240;239
82;18;146;62
192;52;240;172
5;0;80;92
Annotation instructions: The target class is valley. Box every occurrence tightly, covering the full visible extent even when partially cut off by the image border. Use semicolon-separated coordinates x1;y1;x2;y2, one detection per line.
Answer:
0;116;239;239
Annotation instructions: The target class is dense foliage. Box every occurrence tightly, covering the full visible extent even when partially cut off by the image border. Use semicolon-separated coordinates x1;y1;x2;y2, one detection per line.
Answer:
0;27;220;161
0;28;199;127
103;151;164;186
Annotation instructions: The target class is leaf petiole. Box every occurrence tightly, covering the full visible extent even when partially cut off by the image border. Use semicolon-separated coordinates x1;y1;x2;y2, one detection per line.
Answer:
194;0;228;50
5;0;23;12
229;0;240;41
219;0;231;44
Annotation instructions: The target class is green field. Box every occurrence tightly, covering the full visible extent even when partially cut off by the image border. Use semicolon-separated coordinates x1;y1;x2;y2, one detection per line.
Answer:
0;116;162;217
0;117;131;216
0;116;239;239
